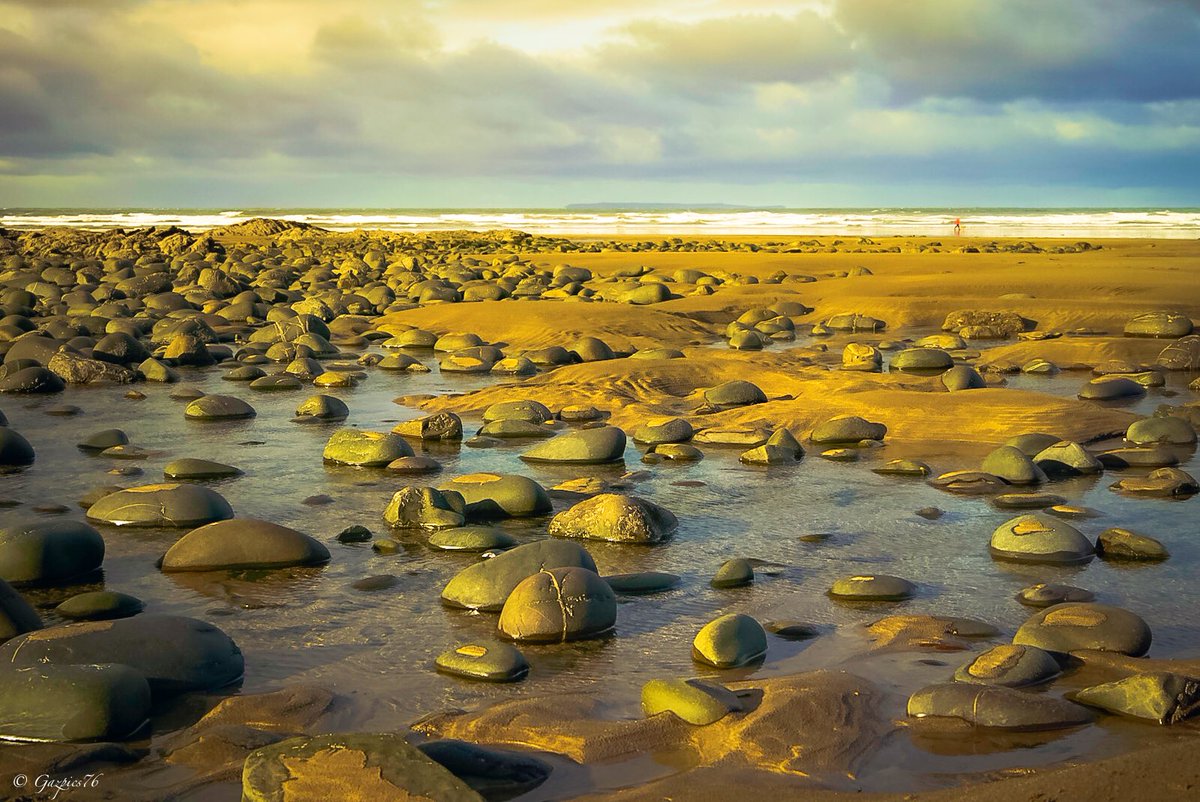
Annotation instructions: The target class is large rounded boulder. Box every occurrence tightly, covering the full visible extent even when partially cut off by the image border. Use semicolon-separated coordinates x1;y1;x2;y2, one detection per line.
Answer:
0;614;244;697
323;429;413;467
1013;603;1152;656
441;540;597;611
184;394;256;420
1123;311;1193;338
908;683;1092;730
0;663;152;742
520;426;626;464
0;519;105;585
692;613;767;668
548;494;678;544
0;428;36;471
86;483;234;527
161;519;330;571
498;567;617;642
439;473;551;517
989;514;1094;565
703;380;767;409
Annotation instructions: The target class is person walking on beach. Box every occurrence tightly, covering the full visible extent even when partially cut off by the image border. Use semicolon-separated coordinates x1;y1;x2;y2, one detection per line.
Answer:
953;217;961;236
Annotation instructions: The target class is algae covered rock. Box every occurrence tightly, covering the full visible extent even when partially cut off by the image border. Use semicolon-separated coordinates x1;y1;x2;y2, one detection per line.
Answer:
641;678;743;725
439;473;551;518
520;426;626;464
1071;672;1200;724
435;642;529;683
324;429;413;467
811;415;886;444
829;574;916;601
384;487;465;530
548;494;677;544
953;644;1061;687
692;613;767;668
989;514;1094;565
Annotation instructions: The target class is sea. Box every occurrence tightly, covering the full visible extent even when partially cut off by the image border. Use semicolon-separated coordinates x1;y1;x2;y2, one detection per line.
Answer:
1;207;1198;238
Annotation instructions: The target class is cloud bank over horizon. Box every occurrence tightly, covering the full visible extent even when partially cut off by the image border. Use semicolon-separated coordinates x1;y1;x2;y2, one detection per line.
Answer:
1;0;1197;207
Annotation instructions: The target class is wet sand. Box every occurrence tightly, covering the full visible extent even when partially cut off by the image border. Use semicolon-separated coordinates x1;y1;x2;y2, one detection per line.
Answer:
0;223;1197;800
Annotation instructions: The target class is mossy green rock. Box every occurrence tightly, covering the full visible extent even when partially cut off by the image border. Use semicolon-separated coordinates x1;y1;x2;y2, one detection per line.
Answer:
1096;528;1169;561
55;590;144;621
989;514;1094;564
162;519;330;571
498;567;616;642
829;574;915;601
1014;603;1152;656
439;473;551;518
1071;672;1200;724
323;429;413;467
435;642;529;682
242;732;483;802
692;613;767;668
164;458;243;480
0;614;244;697
641;678;743;725
0;519;105;585
548;493;677;544
521;426;626;464
953;644;1061;687
392;412;463;441
428;526;516;552
981;445;1046;485
184;394;256;420
0;577;42;640
87;483;234;527
383;487;465;530
442;539;597;611
295;394;349;421
0;663;151;742
908;683;1092;730
710;558;753;588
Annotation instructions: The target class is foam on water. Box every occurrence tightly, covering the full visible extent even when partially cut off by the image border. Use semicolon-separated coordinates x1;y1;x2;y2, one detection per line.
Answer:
2;207;1199;238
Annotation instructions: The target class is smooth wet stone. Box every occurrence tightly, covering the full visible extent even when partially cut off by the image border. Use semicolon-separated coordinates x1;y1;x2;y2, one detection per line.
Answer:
383;487;465;530
873;458;931;477
139;357;179;382
1096;528;1169;561
702;380;767;409
842;342;882;371
0;520;105;585
728;329;765;350
491;356;537;376
993;492;1066;510
0;366;65;393
1123;311;1194;338
336;525;373;543
981;445;1046;485
1005;432;1062;456
710;558;754;589
435;642;529;683
0;663;151;742
692;613;767;668
892;347;954;372
55;590;144;621
439;473;551;518
1034;440;1104;476
101;444;151;460
907;683;1092;730
1022;358;1059;375
224;365;266;381
352;574;398;592
1079;376;1146;400
829;574;916;601
0;578;42;641
169;387;205;401
386;457;442;479
810;415;886;444
0;614;244;697
1126;416;1196;445
821;447;858;462
499;567;616;643
1014;603;1152;656
428;526;517;552
549;494;677;544
1047;504;1102;519
184;394;256;421
1157;334;1200;370
249;374;303;391
641;678;742;725
764;620;820;640
824;312;886;332
633;418;694;447
87;483;234;527
915;507;943;520
163;458;243;480
482;400;552;424
1110;467;1198;497
442;540;597;611
953;644;1061;687
0;427;36;471
989;513;1094;564
1098;445;1178;468
393;412;464;441
418;739;551;800
242;732;483;802
559;404;603;422
520;426;626;464
1071;672;1200;724
1016;583;1095;608
77;429;129;452
323;429;413;467
477;419;558;439
693;425;771;447
161;519;330;571
653;443;704;462
294;394;349;421
604;572;681;595
739;428;803;465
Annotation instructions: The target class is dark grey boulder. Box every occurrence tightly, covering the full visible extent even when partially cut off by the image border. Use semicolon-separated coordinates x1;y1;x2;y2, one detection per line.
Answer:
908;683;1092;730
0;663;151;742
0;519;105;585
1014;603;1152;656
161;519;331;571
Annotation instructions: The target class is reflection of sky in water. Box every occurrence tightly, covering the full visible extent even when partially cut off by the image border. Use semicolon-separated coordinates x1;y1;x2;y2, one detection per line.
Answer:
2;344;1197;790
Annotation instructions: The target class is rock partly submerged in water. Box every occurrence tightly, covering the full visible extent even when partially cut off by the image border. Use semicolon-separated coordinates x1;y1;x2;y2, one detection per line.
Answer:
0;519;105;585
988;514;1094;565
692;613;767;668
441;540;597;611
86;483;234;527
908;683;1092;730
161;519;331;571
548;493;677;544
1014;603;1152;657
0;663;152;742
498;567;617;643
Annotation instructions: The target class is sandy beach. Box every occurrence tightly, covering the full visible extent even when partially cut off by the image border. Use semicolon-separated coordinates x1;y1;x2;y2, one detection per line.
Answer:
0;222;1197;801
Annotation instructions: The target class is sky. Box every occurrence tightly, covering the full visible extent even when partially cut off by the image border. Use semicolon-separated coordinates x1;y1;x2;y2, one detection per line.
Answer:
0;0;1198;208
